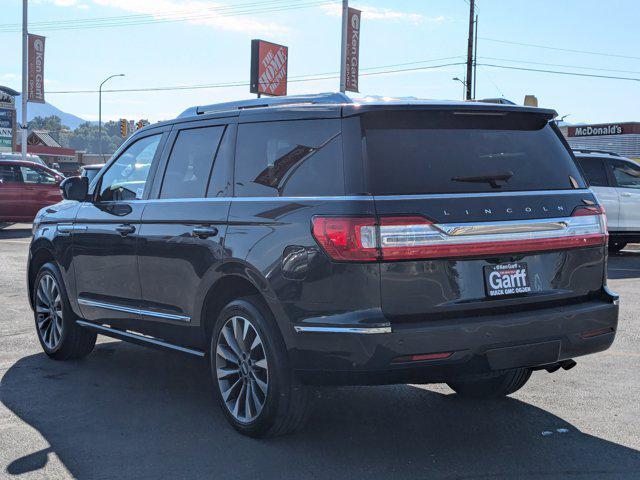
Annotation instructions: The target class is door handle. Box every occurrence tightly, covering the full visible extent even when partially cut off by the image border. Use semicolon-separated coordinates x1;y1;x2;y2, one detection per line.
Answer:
620;192;632;197
116;224;136;236
192;225;218;239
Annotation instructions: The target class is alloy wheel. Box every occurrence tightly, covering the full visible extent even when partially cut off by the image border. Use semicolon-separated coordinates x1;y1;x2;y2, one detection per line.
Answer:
35;273;63;350
216;315;269;424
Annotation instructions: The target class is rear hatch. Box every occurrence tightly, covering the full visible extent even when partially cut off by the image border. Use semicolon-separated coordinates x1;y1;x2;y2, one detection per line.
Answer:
361;107;607;321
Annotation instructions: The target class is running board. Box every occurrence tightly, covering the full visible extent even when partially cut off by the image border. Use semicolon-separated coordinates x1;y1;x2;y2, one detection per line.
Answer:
76;320;205;358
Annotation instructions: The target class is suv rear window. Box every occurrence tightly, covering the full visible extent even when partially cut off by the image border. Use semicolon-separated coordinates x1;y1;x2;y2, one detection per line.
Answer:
363;110;585;195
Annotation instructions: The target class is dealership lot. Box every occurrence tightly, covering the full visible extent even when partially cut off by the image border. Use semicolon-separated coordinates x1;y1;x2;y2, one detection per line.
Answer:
0;224;639;479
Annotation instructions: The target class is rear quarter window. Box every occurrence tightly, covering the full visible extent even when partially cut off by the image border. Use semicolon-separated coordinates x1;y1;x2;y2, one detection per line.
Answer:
362;110;586;195
234;119;344;197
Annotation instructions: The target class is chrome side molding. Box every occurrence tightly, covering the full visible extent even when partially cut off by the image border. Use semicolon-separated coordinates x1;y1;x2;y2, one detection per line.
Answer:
77;298;190;322
294;325;392;334
76;320;205;357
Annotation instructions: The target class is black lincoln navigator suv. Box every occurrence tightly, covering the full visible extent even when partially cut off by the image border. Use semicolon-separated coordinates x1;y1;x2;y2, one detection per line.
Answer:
28;93;618;437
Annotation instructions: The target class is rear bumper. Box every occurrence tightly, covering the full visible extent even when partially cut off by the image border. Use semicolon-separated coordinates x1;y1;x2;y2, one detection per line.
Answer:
290;295;619;385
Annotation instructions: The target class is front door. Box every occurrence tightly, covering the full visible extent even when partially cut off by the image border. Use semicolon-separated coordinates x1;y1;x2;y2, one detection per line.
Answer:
18;164;61;219
74;132;165;325
0;164;28;222
136;121;235;345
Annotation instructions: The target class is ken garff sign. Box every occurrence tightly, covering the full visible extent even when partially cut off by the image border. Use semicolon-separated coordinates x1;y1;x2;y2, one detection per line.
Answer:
28;34;46;104
250;40;288;97
344;8;361;93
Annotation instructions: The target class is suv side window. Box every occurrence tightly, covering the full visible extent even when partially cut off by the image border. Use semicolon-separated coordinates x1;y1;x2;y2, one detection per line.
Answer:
577;158;608;187
97;134;161;202
20;166;56;184
160;126;224;199
0;165;22;183
609;159;640;189
234;119;343;197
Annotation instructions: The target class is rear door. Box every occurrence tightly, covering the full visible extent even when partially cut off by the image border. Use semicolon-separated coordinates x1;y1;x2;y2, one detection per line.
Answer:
607;158;640;232
361;109;607;321
576;156;620;229
18;165;61;219
136;119;235;345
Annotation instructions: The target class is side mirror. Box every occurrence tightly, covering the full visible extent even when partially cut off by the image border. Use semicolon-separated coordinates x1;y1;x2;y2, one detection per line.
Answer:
60;176;89;201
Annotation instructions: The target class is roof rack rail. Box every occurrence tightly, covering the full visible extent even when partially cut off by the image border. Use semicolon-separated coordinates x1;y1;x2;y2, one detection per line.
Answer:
178;92;352;118
572;149;621;157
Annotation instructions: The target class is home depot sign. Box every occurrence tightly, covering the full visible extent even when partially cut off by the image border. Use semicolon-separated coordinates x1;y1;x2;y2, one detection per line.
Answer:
250;40;288;97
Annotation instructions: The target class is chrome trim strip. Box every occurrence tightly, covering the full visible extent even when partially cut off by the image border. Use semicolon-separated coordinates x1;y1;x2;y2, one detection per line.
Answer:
294;325;392;334
436;217;570;236
76;320;204;357
57;224;88;233
77;298;190;322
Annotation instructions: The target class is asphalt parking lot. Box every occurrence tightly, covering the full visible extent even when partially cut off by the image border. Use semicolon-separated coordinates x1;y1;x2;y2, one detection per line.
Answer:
0;224;639;479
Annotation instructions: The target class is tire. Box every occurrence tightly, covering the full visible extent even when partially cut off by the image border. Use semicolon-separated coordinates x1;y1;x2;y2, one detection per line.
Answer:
447;368;532;398
210;296;312;437
33;262;96;360
608;240;627;254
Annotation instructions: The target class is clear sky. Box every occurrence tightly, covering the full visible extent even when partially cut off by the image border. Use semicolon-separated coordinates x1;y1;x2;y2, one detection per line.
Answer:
1;0;638;124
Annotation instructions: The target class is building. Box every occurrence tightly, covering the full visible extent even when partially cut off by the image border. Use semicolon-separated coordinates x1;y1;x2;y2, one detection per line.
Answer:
17;130;78;175
0;85;18;153
560;122;640;160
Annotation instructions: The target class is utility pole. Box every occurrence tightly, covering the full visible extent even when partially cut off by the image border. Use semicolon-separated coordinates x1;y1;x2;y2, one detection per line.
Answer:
465;0;475;100
473;14;478;99
339;0;348;93
21;0;28;161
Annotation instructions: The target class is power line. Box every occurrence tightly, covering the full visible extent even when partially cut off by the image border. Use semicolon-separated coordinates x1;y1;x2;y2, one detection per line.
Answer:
479;37;640;61
0;0;337;32
44;61;467;94
480;56;640;75
0;0;298;27
479;63;640;82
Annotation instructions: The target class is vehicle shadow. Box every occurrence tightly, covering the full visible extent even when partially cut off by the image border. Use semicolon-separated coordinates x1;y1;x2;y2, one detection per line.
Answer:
2;341;639;479
608;248;640;279
0;227;32;240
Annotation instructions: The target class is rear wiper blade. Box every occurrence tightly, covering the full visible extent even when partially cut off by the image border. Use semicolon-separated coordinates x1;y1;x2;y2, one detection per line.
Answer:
451;171;514;189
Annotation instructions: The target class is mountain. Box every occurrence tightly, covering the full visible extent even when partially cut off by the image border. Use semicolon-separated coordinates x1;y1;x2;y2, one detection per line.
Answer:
14;96;88;129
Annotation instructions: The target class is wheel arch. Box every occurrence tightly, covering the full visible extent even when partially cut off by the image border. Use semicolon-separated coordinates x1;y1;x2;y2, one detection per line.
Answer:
28;243;57;309
198;262;292;349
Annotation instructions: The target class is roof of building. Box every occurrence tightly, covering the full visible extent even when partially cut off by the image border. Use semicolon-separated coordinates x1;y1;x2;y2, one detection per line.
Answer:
28;130;62;148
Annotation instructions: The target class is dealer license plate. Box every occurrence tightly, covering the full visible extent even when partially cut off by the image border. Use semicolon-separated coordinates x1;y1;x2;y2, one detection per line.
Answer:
484;262;532;297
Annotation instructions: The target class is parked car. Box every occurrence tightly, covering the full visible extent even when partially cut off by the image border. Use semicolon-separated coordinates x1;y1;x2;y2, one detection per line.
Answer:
80;163;105;185
27;93;618;437
0;152;47;167
0;160;63;228
574;149;640;252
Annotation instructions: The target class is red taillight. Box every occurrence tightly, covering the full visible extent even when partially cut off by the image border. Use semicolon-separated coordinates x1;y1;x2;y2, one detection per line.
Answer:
311;216;378;262
312;208;608;263
392;351;454;363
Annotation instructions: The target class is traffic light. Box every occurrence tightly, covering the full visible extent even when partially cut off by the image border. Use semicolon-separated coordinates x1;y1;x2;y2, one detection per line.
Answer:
120;119;127;138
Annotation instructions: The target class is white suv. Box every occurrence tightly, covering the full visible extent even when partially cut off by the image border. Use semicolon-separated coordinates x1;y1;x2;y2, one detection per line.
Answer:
575;149;640;252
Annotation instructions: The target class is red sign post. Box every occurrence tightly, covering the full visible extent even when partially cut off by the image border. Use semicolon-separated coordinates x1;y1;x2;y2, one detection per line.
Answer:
250;40;288;97
27;34;46;104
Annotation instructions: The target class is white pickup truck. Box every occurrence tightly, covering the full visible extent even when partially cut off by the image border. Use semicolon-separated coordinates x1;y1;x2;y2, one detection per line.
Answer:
574;149;640;253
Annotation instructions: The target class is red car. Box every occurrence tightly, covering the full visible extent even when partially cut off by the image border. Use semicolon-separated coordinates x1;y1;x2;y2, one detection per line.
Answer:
0;160;63;227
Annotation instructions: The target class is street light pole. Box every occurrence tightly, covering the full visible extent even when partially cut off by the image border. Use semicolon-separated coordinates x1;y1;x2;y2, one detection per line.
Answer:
21;0;28;161
98;73;124;159
452;77;467;101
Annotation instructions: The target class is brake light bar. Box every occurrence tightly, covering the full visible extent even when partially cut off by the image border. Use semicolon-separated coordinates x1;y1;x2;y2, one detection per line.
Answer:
311;207;607;262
